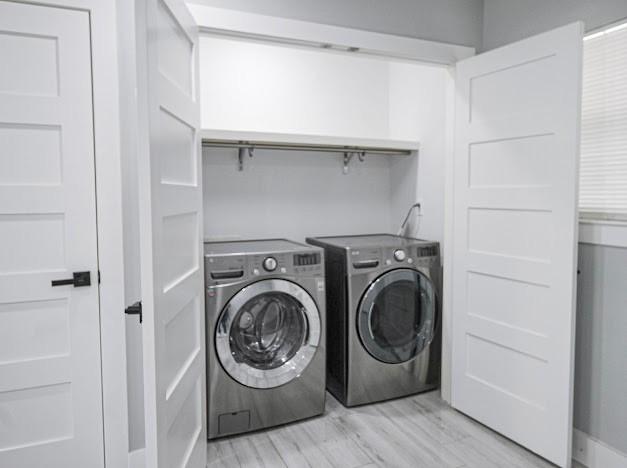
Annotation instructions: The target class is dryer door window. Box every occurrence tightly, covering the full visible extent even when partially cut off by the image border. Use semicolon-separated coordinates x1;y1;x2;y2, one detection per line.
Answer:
216;279;321;389
357;268;436;364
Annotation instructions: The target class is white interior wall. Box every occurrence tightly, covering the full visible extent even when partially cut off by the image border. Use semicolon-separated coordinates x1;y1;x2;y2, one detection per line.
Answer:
200;37;391;139
389;63;450;242
201;55;450;243
203;149;396;242
199;35;436;143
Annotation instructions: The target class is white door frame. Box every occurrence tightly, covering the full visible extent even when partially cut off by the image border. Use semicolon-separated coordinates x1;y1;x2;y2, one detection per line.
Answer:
10;1;128;467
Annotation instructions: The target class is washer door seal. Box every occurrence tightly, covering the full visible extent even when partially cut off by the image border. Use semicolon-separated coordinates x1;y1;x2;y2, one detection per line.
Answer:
357;268;436;364
216;279;321;389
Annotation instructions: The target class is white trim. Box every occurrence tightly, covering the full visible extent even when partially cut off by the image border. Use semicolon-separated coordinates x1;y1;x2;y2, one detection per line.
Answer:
12;1;130;467
186;4;474;65
573;429;627;468
128;449;145;468
578;220;627;249
441;66;457;404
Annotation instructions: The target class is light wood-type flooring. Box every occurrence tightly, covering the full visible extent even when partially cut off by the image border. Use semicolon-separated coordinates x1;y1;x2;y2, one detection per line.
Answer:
207;390;581;467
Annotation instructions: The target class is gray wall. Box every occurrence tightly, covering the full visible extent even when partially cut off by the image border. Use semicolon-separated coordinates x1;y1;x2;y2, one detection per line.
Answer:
482;0;627;50
575;244;627;455
188;0;484;50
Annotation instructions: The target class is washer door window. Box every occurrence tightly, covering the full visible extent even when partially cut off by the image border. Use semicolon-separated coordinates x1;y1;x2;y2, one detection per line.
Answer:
216;279;321;388
357;269;436;364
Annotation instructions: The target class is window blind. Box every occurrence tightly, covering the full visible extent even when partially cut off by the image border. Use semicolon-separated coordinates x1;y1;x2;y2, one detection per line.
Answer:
580;22;627;220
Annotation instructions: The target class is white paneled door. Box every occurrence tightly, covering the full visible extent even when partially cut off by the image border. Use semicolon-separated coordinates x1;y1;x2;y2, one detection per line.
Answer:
138;0;206;467
451;23;583;467
0;2;103;467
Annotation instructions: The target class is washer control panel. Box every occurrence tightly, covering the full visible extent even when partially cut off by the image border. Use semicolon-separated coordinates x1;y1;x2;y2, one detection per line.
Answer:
206;248;323;284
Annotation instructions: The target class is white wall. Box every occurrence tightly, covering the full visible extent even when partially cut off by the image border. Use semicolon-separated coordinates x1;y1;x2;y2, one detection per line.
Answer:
482;0;627;50
200;35;434;143
202;59;451;244
203;149;395;242
188;0;484;50
200;36;390;139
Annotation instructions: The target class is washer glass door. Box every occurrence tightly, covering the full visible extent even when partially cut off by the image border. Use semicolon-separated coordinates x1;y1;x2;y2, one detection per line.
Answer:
357;268;436;364
216;279;321;388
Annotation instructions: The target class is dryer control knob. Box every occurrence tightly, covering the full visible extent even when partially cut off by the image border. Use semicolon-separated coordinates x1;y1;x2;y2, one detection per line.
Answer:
394;249;407;262
263;256;278;272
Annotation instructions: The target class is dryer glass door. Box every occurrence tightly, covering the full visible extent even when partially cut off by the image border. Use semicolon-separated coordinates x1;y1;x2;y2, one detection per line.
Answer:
358;268;436;364
216;279;321;388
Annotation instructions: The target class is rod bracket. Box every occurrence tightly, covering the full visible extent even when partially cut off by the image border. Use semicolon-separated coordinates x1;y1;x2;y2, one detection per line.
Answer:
343;151;366;174
237;145;255;171
343;152;354;174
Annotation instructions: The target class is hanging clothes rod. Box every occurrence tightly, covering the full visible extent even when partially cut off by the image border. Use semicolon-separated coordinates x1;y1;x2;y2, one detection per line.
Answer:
201;139;413;156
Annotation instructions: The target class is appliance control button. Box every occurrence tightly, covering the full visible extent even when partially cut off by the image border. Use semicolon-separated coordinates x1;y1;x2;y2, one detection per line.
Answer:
263;257;277;272
385;259;392;266
393;249;406;262
407;258;414;264
280;267;287;273
253;268;260;276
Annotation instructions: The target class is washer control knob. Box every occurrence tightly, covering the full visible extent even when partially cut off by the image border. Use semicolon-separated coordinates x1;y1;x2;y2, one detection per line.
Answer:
263;256;278;272
394;249;406;262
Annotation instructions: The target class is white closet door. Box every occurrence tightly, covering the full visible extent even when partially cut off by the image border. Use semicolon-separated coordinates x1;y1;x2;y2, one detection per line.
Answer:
0;3;103;467
138;0;206;467
451;22;583;467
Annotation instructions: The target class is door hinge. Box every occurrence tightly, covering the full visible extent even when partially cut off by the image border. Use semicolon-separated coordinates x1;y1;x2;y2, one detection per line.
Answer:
98;270;101;284
125;301;142;324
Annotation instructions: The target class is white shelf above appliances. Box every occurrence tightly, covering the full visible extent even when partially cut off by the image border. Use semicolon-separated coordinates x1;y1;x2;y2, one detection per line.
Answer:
201;129;419;172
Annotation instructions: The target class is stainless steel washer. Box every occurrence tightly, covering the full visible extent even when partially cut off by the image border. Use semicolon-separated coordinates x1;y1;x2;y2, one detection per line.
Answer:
205;239;326;439
307;234;441;407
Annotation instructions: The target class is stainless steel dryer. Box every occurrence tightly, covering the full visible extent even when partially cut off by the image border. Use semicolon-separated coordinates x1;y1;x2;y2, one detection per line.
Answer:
204;239;326;439
307;234;441;407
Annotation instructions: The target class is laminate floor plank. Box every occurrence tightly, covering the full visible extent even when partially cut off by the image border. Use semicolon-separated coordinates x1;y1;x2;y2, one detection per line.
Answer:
207;391;561;468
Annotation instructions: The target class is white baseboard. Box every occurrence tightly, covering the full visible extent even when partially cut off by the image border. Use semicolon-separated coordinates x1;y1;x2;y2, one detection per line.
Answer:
128;448;145;468
573;429;627;468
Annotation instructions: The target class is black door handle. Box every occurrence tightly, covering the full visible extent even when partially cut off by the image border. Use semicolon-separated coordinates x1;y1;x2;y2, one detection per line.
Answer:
51;271;91;287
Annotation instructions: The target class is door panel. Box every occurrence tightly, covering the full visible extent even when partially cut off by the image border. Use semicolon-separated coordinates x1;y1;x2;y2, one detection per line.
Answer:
0;3;103;467
138;0;206;467
451;22;583;467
